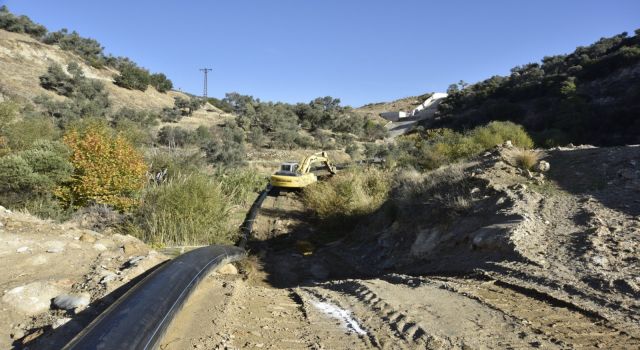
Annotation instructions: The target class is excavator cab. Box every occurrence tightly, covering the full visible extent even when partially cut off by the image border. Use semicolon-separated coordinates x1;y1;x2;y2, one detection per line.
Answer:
277;162;299;176
270;152;336;189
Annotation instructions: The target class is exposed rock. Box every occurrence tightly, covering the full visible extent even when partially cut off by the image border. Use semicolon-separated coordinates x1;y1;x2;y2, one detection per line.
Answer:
503;140;513;148
1;281;64;315
93;243;107;251
122;241;148;256
16;246;29;253
217;263;238;275
537;161;550;172
45;240;65;253
79;233;96;243
52;293;90;311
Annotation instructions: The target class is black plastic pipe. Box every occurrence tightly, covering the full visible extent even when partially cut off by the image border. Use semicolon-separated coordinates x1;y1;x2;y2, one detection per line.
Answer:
237;184;272;249
63;245;246;350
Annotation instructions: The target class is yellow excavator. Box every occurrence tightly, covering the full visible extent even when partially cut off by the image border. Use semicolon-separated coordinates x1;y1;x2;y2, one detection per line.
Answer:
270;151;337;188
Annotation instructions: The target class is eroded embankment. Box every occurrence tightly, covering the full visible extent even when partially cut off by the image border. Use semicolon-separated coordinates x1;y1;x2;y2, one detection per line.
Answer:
162;148;640;349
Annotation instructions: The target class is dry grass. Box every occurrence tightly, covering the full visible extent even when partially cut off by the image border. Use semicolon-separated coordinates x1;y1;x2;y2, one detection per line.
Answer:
505;149;545;170
392;163;475;223
302;166;391;224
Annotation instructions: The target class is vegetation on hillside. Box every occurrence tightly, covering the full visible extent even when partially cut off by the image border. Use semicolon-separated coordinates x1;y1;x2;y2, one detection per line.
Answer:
0;6;173;92
433;29;640;146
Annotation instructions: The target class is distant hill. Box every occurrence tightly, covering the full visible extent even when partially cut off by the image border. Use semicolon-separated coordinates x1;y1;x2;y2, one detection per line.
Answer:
427;30;640;147
0;29;187;111
355;93;433;120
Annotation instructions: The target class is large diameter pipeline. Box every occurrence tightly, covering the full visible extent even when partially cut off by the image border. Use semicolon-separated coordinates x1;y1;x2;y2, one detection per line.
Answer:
63;245;246;350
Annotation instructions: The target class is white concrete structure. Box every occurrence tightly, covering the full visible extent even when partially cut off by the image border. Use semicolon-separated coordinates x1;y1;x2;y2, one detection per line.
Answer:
409;92;448;118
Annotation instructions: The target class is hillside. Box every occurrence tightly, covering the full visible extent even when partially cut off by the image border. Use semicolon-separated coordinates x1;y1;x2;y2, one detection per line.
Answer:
427;30;640;147
0;29;189;111
355;93;432;119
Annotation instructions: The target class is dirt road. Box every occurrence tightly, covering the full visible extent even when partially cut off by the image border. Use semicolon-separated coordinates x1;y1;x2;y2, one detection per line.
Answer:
161;270;638;349
161;188;638;349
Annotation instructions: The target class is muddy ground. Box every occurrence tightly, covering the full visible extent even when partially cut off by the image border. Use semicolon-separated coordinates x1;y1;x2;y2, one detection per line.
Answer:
161;145;640;349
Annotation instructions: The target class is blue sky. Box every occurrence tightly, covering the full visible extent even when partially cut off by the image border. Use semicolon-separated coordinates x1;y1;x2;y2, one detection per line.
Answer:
4;0;640;106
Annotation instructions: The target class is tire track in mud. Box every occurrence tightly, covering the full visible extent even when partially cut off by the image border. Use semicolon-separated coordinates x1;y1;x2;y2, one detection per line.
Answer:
307;281;452;349
381;273;640;349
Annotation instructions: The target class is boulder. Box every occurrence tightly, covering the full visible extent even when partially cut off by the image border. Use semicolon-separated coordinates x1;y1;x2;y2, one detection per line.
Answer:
1;281;64;315
537;160;550;172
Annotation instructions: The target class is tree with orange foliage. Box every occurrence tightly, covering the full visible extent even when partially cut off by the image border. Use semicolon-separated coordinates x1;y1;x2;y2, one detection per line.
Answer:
59;125;147;211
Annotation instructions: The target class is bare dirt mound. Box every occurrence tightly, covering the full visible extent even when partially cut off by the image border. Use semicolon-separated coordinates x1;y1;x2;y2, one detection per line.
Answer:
0;206;167;349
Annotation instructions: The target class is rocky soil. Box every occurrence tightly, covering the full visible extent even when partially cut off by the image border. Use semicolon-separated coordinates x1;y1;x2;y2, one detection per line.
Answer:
0;206;167;349
163;144;640;349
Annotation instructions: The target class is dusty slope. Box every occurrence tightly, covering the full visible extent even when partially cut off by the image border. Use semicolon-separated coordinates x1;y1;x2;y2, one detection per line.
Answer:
332;144;640;337
0;29;187;111
0;206;167;349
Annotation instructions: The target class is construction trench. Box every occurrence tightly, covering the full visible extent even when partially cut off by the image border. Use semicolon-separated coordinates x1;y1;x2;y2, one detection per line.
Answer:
62;181;640;350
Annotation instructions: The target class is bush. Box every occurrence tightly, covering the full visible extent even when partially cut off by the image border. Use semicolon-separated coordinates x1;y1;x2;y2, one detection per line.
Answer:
146;149;206;180
505;148;543;170
203;124;246;167
149;73;173;93
303;167;391;228
39;63;75;96
43;29;106;67
392;164;474;224
160;107;182;122
0;6;47;39
0;141;73;211
3;115;58;151
157;126;193;147
0;100;19;132
111;107;158;128
60;125;147;211
469;121;534;149
128;173;235;246
113;62;150;91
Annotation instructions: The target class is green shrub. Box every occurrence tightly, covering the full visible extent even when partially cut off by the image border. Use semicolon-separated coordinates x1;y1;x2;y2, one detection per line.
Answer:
3;115;58;151
157;126;193;147
0;100;19;132
303;167;391;228
114;62;150;91
160;107;182;122
39;63;75;96
469;121;534;149
128;173;236;246
0;154;38;193
146;149;206;180
203;124;246;166
114;119;154;146
0;6;47;39
43;29;106;67
111;107;158;128
0;141;72;210
149;73;173;93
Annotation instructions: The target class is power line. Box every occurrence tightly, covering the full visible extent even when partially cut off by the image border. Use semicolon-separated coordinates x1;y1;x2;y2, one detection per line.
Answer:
199;68;212;99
